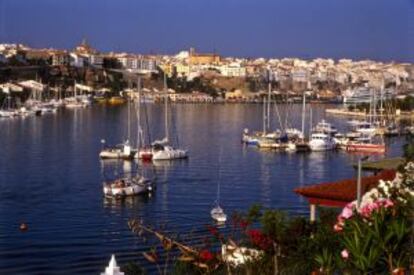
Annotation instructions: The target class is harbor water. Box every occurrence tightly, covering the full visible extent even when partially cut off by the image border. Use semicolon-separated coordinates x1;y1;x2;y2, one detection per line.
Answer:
0;104;405;274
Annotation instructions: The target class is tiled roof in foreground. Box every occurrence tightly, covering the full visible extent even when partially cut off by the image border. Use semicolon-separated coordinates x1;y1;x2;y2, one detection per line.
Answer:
294;170;396;207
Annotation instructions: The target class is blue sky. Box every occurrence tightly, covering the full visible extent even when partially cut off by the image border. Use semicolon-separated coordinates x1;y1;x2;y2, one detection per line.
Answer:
0;0;413;61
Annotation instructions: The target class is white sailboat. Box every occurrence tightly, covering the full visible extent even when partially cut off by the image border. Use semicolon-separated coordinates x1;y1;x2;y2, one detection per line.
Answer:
99;140;135;160
211;152;227;223
0;96;18;118
151;73;188;161
103;175;153;198
134;77;154;161
99;89;135;160
65;82;89;108
242;71;281;145
101;255;125;275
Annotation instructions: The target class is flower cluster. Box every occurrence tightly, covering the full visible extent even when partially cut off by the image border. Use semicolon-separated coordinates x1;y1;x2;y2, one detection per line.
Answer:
359;199;393;218
247;229;272;251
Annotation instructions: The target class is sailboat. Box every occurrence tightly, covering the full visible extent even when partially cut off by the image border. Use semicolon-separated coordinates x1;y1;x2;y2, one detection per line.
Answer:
150;73;188;161
101;157;154;199
134;76;153;161
343;87;386;153
103;175;154;198
0;96;18;118
242;71;281;145
65;81;89;108
211;152;227;223
99;86;135;160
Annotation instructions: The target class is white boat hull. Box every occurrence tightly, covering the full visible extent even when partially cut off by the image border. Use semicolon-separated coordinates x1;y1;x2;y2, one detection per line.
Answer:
103;177;153;198
152;147;188;160
309;140;336;151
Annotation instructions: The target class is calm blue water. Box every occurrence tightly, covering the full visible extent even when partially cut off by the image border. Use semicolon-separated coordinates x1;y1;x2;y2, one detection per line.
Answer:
0;104;405;274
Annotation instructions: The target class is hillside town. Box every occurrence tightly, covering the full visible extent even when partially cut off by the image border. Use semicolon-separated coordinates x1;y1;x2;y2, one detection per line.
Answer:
0;40;413;105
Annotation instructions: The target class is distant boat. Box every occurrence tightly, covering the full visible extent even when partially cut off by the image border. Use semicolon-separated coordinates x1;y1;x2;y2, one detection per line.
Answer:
99;140;135;160
242;71;282;145
211;151;227;223
100;91;136;160
108;96;126;105
211;205;227;223
0;96;18;118
313;119;338;136
345;135;386;154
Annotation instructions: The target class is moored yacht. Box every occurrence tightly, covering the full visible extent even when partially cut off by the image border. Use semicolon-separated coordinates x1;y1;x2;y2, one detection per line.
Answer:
103;175;154;198
99;141;135;160
345;135;386;153
313;119;338;136
309;132;336;151
151;141;188;161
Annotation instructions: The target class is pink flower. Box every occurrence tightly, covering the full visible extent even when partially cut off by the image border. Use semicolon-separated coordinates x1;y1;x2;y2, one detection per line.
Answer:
341;249;349;259
359;199;394;218
382;199;394;208
339;203;354;220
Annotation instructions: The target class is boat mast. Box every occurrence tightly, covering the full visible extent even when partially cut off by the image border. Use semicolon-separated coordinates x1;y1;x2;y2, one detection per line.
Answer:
301;91;306;139
309;107;313;138
267;75;271;130
127;81;131;143
380;82;385;126
164;72;169;142
216;148;223;205
136;76;141;149
262;96;266;134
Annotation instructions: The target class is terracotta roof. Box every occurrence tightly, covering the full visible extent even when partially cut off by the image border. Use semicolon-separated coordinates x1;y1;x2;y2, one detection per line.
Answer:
294;170;396;207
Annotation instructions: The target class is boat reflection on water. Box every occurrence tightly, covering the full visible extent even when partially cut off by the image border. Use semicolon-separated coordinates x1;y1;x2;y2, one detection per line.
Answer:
305;151;332;180
103;193;155;209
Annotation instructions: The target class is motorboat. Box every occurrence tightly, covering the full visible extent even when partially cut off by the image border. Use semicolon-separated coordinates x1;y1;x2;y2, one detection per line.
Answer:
353;121;377;136
333;133;349;150
309;132;336;151
103;176;154;198
313;119;338;136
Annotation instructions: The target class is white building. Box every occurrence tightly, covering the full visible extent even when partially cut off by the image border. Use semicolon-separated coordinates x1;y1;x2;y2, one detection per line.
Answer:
70;53;85;68
219;63;246;77
90;54;104;68
117;55;157;73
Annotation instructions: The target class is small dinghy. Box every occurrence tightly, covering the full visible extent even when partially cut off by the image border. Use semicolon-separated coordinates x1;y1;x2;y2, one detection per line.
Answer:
103;176;154;198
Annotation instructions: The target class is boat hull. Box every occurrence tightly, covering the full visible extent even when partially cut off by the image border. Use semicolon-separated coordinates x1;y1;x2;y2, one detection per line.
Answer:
152;149;188;160
345;143;386;153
